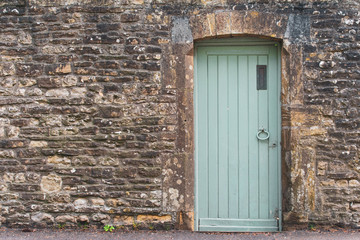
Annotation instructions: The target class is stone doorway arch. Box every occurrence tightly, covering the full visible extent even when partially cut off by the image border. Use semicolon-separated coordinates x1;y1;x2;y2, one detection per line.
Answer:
162;10;316;230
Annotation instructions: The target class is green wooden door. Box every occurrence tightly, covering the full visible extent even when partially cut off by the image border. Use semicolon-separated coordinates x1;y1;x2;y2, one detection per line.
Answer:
195;41;281;232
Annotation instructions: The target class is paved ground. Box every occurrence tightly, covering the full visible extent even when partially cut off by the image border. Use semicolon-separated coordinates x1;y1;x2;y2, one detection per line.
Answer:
0;228;360;240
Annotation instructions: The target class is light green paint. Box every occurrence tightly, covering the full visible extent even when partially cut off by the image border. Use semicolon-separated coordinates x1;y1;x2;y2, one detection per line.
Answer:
194;38;281;232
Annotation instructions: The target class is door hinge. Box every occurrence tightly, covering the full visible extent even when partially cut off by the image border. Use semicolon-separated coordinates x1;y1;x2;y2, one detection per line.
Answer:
274;208;279;221
274;208;280;228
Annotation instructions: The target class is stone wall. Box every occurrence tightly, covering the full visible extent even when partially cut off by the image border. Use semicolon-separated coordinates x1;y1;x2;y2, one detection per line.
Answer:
0;0;359;229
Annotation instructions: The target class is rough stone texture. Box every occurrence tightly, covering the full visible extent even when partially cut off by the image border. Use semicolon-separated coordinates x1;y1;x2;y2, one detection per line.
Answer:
0;0;359;230
40;174;62;193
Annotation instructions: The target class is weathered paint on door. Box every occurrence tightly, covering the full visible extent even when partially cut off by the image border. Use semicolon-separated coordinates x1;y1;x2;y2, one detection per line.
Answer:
194;42;281;232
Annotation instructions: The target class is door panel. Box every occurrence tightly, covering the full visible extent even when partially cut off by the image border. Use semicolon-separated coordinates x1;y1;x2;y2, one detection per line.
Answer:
248;55;259;220
195;44;280;232
228;55;239;219
237;55;249;220
208;55;218;218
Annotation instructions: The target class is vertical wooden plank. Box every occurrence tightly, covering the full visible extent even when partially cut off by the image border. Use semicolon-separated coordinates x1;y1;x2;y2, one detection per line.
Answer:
248;55;259;219
228;55;239;219
258;55;269;219
208;55;219;218
238;55;249;219
268;46;279;218
197;48;209;219
218;56;229;218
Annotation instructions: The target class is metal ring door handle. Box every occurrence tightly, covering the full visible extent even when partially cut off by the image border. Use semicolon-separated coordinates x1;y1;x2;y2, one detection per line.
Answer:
257;129;270;140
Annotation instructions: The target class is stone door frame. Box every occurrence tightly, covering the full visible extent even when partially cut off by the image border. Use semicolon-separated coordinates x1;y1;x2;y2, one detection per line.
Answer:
162;10;315;230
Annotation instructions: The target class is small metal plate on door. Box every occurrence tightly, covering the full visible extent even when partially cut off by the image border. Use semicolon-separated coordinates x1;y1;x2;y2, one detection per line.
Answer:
257;65;267;90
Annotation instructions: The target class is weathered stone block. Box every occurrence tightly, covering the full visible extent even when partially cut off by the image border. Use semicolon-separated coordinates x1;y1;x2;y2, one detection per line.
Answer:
16;63;42;77
190;13;215;39
40;174;62;193
92;213;110;223
138;167;161;178
47;156;71;165
0;62;15;76
121;13;139;22
9;184;40;192
74;198;88;208
96;23;120;32
336;180;349;187
90;198;105;206
137;214;171;223
29;141;48;148
344;51;360;61
94;61;120;69
114;215;133;225
215;11;230;36
37;77;62;88
312;19;341;28
349;180;360;187
31;213;54;224
19;193;46;201
45;63;72;75
0;140;27;148
98;106;123;118
77;215;89;223
45;89;70;97
47;193;71;203
55;215;76;223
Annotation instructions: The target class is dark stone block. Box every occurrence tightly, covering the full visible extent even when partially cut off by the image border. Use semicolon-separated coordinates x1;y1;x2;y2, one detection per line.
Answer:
126;37;141;45
125;45;145;54
32;55;56;64
140;151;160;158
102;178;126;185
71;47;102;55
123;60;140;69
142;62;160;71
9;184;40;192
112;77;133;83
0;0;25;7
0;6;25;15
90;168;113;178
286;14;310;43
312;19;341;28
19;193;46;201
96;23;120;32
120;13;140;22
146;46;162;53
103;84;121;93
84;35;122;44
37;77;62;88
16;63;42;77
344;51;360;61
1;47;36;56
45;63;72;75
17;16;35;23
41;14;58;22
98;106;123;118
138;167;162;178
126;141;146;148
116;167;137;178
94;61;120;69
0;140;27;148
